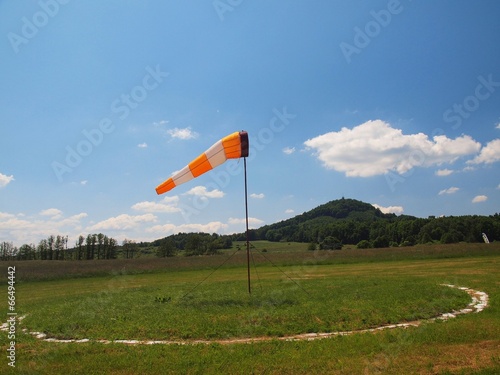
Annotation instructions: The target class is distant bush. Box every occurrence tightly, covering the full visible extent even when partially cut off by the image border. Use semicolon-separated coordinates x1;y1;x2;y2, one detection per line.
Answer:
357;240;372;249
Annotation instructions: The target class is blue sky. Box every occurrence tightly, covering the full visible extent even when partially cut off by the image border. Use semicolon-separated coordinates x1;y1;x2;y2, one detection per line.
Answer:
1;0;499;247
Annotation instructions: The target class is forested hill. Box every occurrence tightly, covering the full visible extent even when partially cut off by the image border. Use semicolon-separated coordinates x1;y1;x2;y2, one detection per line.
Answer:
246;198;499;247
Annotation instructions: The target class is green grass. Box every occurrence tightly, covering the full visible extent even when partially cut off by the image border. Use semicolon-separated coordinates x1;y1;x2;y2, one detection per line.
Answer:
1;242;499;374
18;273;470;341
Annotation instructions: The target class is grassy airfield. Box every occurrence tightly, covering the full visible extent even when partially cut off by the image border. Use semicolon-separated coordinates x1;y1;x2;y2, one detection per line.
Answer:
1;242;499;374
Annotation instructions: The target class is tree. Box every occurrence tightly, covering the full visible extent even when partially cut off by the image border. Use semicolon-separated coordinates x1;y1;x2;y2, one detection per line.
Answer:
55;235;65;260
104;236;117;259
373;235;390;248
122;239;137;259
320;236;342;250
47;235;55;260
76;235;85;260
97;233;104;260
157;239;177;257
185;234;203;256
18;244;35;260
0;242;17;260
38;239;48;260
84;234;91;259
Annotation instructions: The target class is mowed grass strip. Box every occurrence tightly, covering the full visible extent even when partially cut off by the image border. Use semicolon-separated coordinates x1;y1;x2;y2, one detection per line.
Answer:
14;267;470;341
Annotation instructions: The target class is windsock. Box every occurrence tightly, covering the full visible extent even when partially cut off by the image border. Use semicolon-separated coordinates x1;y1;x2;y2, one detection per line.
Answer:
156;131;249;195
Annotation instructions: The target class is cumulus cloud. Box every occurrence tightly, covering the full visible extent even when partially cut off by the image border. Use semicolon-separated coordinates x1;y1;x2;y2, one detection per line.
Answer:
87;214;157;231
59;213;88;226
467;139;500;165
228;217;265;227
0;211;88;246
250;193;265;199
185;186;224;198
283;147;296;155
372;204;404;215
435;169;454;176
304;120;481;177
472;195;488;203
132;196;181;213
0;173;14;188
39;208;63;219
138;142;148;148
285;209;294;214
438;187;460;195
167;127;198;140
147;221;228;235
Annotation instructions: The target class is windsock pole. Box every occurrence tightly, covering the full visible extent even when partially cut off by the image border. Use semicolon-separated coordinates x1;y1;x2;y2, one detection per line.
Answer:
244;157;251;294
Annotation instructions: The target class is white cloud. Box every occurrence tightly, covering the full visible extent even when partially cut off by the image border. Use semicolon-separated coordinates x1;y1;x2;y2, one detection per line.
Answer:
0;212;16;220
467;139;500;165
283;147;296;155
167;127;198;140
304;120;481;177
496;122;500;129
147;221;228;235
39;208;63;219
185;186;224;198
132;196;181;213
250;193;265;199
472;195;488;203
138;142;148;148
153;120;169;127
228;217;265;227
438;187;460;195
0;211;88;246
372;204;404;215
59;213;88;226
285;209;294;214
81;180;88;185
497;183;500;190
435;169;454;176
0;173;14;188
87;214;157;231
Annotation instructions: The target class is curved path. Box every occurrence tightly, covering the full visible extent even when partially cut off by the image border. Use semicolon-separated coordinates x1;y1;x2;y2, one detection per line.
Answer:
2;284;489;346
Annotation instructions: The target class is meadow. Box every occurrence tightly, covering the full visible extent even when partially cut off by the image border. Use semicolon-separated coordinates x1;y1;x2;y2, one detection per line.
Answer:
1;242;499;374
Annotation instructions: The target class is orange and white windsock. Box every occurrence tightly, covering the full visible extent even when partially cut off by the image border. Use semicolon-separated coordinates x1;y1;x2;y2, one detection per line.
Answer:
156;131;249;195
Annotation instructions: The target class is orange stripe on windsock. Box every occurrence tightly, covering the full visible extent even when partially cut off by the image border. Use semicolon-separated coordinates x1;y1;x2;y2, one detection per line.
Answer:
189;153;213;177
222;132;243;158
155;177;176;195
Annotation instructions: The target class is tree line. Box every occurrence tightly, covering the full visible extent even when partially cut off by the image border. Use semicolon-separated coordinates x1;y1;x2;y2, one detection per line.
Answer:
1;234;133;261
1;232;234;261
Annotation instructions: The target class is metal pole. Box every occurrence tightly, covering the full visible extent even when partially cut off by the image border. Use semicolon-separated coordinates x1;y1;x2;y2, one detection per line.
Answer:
244;157;251;294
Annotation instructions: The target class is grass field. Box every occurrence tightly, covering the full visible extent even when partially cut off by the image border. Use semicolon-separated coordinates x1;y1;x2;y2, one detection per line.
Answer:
1;242;499;374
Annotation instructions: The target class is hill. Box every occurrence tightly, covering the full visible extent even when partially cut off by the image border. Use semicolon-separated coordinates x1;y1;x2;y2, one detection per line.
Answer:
241;198;499;248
